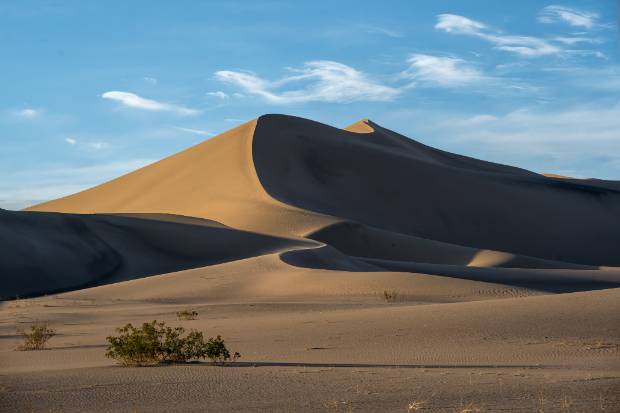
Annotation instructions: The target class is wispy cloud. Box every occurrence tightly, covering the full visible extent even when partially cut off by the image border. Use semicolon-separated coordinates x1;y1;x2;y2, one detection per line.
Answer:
0;159;156;206
542;65;620;91
207;91;229;99
402;54;486;87
445;104;620;178
88;142;109;151
14;108;40;119
435;14;561;57
62;137;108;150
552;36;602;45
171;126;213;136
538;5;600;29
102;91;198;115
360;25;403;38
143;76;158;85
215;60;399;104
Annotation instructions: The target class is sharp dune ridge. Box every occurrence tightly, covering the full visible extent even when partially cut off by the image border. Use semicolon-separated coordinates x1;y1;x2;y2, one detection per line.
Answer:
3;113;619;298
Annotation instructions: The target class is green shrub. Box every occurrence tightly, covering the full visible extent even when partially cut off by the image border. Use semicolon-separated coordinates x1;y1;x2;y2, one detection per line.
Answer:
176;309;198;320
205;335;241;364
105;320;240;366
17;323;56;350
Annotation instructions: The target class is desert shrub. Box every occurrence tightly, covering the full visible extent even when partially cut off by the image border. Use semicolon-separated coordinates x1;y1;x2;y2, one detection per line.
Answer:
176;309;198;320
205;335;241;364
17;323;56;350
105;320;240;366
383;289;398;303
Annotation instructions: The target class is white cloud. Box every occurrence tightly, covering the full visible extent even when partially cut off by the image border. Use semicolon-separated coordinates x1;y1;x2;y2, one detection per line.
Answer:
88;142;109;151
171;126;213;136
538;5;599;29
402;54;486;87
62;138;108;150
215;60;399;104
401;54;537;93
552;36;601;45
15;108;40;119
143;76;158;85
435;14;561;57
435;14;487;33
207;91;229;99
102;91;198;115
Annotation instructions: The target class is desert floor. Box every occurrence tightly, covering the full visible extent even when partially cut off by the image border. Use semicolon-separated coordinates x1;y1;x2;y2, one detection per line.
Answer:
1;283;618;412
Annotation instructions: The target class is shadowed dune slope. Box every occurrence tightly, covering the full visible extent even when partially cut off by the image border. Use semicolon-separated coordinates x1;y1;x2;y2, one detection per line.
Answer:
0;209;312;298
252;115;620;266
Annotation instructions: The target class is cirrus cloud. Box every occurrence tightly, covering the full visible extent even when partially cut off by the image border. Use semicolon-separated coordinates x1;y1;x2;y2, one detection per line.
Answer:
102;91;198;115
435;14;561;57
538;5;601;29
402;54;486;87
215;60;399;104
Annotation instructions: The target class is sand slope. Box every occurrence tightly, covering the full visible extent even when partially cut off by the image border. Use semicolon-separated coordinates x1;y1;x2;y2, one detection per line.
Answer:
0;210;311;298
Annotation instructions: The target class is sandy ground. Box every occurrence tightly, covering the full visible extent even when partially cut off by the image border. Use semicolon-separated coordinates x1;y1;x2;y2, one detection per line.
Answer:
1;285;619;411
2;115;619;411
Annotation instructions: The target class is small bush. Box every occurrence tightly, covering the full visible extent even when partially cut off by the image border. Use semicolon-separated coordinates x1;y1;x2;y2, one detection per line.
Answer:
105;320;240;366
383;289;398;303
176;309;198;320
205;335;241;364
17;323;56;350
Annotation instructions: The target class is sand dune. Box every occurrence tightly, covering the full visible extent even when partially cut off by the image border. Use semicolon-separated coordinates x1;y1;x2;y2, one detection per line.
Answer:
9;114;619;297
252;116;620;266
0;209;311;299
3;114;619;412
3;114;613;303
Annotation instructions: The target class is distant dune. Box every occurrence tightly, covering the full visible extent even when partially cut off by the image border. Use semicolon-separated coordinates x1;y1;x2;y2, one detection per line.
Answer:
2;114;617;298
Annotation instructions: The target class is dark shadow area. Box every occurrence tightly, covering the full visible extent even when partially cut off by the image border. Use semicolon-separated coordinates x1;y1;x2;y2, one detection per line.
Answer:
280;246;620;294
191;361;549;369
0;210;310;300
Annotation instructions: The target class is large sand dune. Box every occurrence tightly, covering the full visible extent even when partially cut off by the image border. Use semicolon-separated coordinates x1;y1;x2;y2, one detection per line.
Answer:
11;114;618;298
3;114;619;412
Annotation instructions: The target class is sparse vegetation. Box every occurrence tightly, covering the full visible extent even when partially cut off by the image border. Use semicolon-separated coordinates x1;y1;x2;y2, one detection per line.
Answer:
176;309;198;320
383;289;398;303
407;400;425;411
16;323;56;350
17;323;56;351
457;401;483;413
105;320;240;366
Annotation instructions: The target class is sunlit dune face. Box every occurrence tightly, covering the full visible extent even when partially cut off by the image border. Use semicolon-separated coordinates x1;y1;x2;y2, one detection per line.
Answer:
467;250;515;267
343;119;375;134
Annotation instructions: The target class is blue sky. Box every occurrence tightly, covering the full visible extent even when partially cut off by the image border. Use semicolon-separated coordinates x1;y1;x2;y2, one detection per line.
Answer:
1;0;618;209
